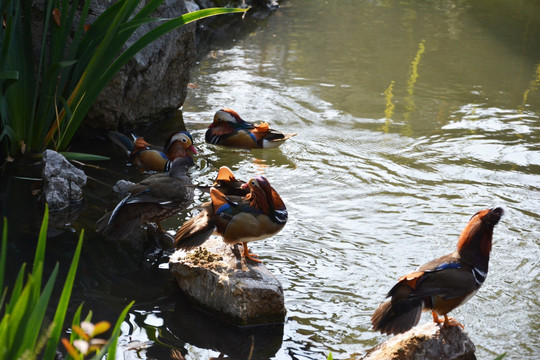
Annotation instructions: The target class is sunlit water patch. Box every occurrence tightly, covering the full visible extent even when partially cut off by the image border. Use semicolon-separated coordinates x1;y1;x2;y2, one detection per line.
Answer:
176;2;540;359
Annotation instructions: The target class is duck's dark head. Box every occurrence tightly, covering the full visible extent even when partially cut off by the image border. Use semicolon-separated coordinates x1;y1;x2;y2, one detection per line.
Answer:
457;207;504;259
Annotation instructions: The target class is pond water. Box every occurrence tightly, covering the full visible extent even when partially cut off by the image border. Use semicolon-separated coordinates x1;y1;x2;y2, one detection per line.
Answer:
2;0;540;359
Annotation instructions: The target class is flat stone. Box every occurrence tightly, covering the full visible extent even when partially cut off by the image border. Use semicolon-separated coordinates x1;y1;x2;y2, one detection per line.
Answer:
361;322;476;360
169;237;286;326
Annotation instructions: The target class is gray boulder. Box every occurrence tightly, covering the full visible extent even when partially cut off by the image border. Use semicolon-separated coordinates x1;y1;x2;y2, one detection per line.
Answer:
361;322;476;360
169;236;286;326
86;0;196;129
42;150;87;210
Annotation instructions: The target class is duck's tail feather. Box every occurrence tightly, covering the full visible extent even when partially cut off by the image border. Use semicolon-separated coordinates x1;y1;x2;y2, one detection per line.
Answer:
108;131;134;154
96;210;141;241
371;296;423;335
174;209;216;250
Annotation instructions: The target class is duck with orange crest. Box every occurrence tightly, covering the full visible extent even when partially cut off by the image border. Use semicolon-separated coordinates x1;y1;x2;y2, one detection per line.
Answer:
371;207;504;335
174;167;287;263
205;109;296;149
109;130;197;172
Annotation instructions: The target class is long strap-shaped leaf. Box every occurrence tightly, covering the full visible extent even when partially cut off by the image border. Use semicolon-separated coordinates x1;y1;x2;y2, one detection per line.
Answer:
28;0;55;149
0;218;7;299
42;230;84;359
92;300;135;360
12;264;59;359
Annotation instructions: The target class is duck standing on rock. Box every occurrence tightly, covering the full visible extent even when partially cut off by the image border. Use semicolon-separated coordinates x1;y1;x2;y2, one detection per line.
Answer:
371;207;504;335
174;167;287;263
109;130;197;172
97;157;195;240
205;109;297;149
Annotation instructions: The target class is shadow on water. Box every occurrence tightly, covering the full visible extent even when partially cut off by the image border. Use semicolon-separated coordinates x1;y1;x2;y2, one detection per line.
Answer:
467;0;540;62
159;293;284;359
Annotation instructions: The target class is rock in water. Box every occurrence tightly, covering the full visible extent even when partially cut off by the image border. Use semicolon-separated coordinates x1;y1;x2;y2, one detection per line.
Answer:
42;150;87;210
112;179;135;197
361;322;476;360
169;236;286;326
85;0;196;129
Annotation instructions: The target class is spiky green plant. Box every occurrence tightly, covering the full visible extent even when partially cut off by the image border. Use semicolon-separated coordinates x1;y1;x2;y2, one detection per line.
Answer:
0;205;132;359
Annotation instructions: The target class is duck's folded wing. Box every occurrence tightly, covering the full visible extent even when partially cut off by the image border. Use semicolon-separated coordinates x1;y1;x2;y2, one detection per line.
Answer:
174;207;216;250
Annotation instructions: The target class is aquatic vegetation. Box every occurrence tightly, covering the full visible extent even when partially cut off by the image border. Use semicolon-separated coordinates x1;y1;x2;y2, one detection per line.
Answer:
381;80;395;133
0;205;132;359
0;0;246;163
519;62;540;112
380;40;425;136
402;39;425;136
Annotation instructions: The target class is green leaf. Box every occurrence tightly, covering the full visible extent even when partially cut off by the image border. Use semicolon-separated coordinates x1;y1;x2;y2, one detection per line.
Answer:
6;263;26;314
60;152;111;161
32;203;49;279
0;313;10;357
99;301;135;360
15;263;59;359
0;218;7;297
0;126;16;148
0;72;20;80
104;8;248;86
4;279;33;357
69;304;85;343
26;152;110;161
0;71;19;95
42;231;84;360
0;3;16;68
0;71;19;80
28;0;55;144
5;206;51;358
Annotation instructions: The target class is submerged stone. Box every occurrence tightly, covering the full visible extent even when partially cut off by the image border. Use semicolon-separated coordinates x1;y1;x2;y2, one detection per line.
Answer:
169;237;286;326
361;322;476;360
112;179;135;197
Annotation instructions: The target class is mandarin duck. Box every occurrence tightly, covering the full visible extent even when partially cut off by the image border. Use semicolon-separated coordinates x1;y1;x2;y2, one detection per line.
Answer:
205;109;297;149
371;207;504;335
97;157;195;240
174;167;287;262
108;130;197;172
